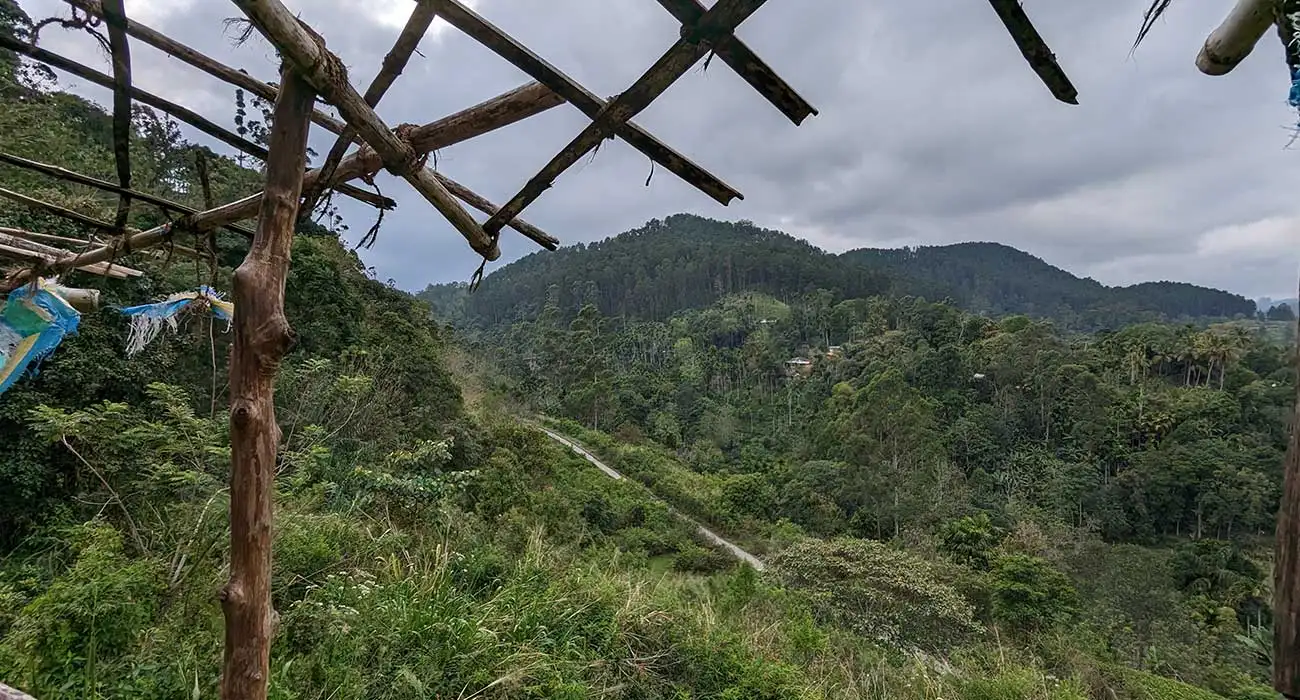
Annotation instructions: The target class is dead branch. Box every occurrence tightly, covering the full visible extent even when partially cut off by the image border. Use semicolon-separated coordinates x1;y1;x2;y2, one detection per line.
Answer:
436;174;558;249
484;0;767;234
0;229;141;277
220;63;313;700
232;0;497;259
429;0;742;206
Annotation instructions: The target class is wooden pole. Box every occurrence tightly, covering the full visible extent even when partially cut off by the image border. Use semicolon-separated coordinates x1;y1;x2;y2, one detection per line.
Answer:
0;185;116;232
232;0;497;259
1197;0;1277;75
484;0;767;234
985;0;1079;104
100;0;134;231
429;0;742;206
0;35;393;213
301;1;437;218
0;228;141;278
63;0;349;133
0;151;255;237
652;0;816;125
62;0;548;248
2;81;560;288
219;64;313;700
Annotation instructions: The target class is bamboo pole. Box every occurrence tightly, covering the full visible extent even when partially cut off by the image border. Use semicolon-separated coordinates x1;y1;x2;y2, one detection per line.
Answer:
0;226;101;247
429;0;742;206
220;64;313;700
0;185;116;232
301;1;437;218
0;184;213;261
652;0;816;125
232;0;497;259
1197;0;1277;75
985;0;1079;104
0;35;393;213
100;0;134;231
0;230;141;278
2;81;562;289
55;0;553;248
0;151;256;237
484;0;767;234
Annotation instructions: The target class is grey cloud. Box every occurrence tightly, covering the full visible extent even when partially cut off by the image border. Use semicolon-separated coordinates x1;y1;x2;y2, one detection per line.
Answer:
16;0;1300;299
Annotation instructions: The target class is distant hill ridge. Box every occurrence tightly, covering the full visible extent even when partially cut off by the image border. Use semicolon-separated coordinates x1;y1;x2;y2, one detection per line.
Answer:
420;214;1255;329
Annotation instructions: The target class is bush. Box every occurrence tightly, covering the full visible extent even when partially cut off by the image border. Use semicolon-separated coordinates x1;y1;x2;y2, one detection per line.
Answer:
990;555;1080;634
768;537;980;652
0;523;164;696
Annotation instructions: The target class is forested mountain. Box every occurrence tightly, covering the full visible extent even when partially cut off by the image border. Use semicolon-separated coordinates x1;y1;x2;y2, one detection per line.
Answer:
846;243;1256;327
421;214;891;326
421;214;1255;331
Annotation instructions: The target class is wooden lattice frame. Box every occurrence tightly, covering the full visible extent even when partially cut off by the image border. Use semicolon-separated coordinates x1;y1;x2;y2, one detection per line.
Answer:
0;1;1089;699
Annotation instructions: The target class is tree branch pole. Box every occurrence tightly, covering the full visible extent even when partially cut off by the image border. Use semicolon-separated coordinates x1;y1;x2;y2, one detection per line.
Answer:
220;64;313;700
53;0;554;248
0;229;141;278
232;0;497;259
300;1;437;218
2;81;562;289
0;35;394;213
0;151;255;237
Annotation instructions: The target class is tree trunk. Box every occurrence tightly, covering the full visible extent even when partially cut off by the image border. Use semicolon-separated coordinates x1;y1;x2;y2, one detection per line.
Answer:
220;66;314;700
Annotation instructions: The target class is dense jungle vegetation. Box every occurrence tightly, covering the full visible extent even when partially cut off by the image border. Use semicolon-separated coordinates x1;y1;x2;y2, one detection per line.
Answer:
1;1;1297;698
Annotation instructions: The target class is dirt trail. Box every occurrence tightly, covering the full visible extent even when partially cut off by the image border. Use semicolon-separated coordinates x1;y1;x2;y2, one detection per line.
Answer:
538;427;765;571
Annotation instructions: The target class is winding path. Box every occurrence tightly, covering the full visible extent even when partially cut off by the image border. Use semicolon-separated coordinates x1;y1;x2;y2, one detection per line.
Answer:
538;427;765;571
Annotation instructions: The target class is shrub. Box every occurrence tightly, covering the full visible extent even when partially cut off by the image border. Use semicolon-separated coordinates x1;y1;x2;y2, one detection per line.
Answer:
768;537;980;652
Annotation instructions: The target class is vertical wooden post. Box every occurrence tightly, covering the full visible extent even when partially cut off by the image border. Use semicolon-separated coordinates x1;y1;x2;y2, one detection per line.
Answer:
219;65;314;700
1278;300;1300;700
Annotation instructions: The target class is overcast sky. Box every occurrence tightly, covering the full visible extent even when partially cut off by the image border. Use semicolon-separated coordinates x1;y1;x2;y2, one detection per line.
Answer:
19;0;1300;299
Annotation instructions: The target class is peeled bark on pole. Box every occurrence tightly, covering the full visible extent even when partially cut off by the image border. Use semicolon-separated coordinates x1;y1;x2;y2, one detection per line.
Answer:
1197;0;1277;75
219;66;314;700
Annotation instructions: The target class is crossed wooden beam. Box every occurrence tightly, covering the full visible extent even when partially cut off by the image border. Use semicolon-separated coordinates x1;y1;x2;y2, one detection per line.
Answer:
3;0;1080;288
2;0;820;288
